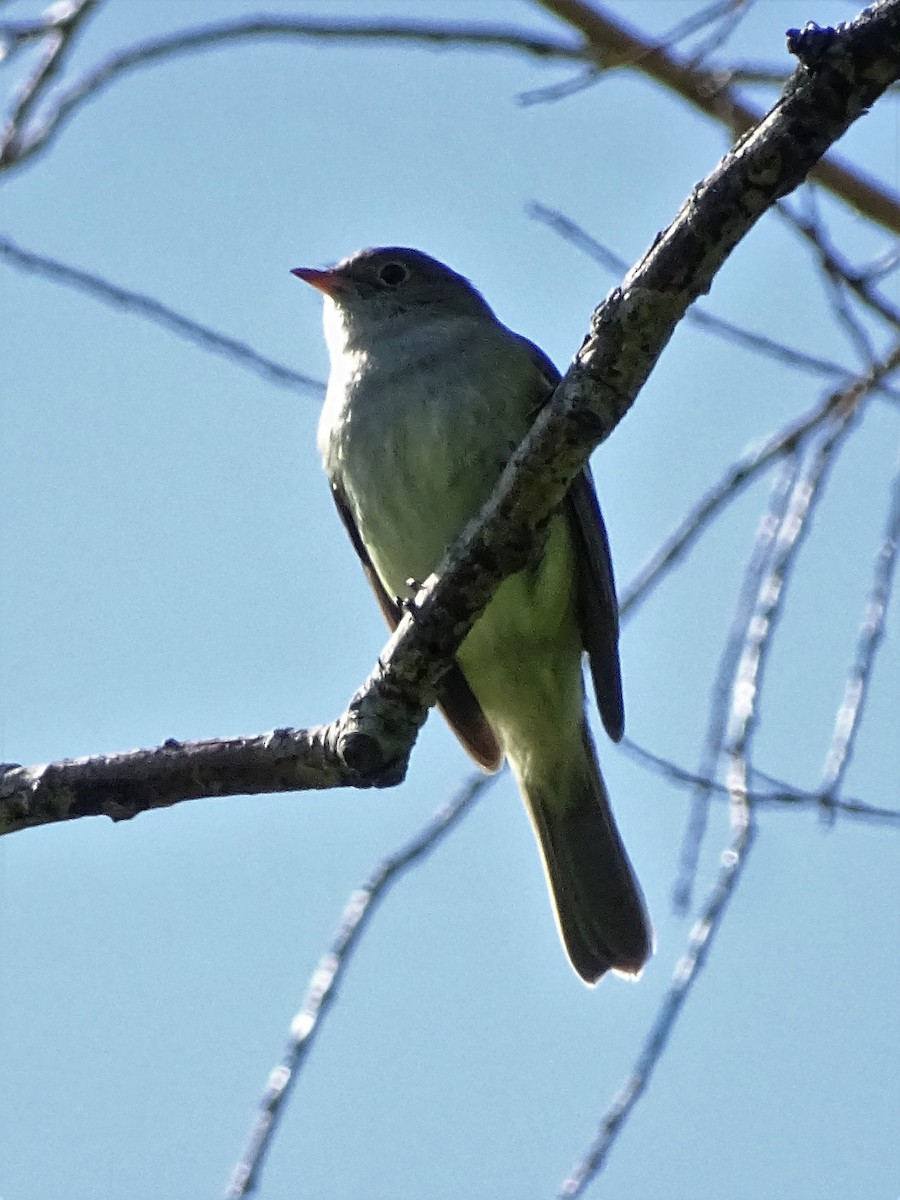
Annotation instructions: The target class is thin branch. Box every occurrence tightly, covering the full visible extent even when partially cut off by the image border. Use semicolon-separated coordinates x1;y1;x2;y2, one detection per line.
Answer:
0;0;98;164
0;233;323;394
862;242;900;283
537;0;900;236
620;737;900;826
0;2;92;60
673;0;755;69
224;771;496;1198
619;395;835;619
723;63;791;86
527;202;900;397
685;307;884;391
556;802;755;1196
557;317;885;1197
517;65;601;106
820;447;900;796
561;355;898;1196
671;453;799;912
2;1;898;240
0;16;584;171
718;377;870;820
776;199;900;332
823;270;880;367
790;190;885;367
518;0;756;109
527;202;630;274
675;350;895;906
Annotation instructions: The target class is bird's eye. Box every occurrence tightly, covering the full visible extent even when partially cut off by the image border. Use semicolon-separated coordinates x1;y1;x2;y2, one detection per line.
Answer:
377;262;409;288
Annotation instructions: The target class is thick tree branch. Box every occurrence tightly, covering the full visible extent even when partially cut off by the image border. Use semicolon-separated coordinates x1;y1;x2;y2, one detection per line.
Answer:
3;0;899;837
1;727;348;835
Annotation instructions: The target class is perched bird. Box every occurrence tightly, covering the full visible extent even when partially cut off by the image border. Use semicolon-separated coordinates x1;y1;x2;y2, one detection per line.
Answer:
293;247;651;983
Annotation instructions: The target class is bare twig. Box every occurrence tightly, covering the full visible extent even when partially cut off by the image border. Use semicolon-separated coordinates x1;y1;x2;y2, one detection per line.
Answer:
824;270;880;367
517;66;601;106
224;771;496;1198
776;199;900;331
0;2;91;60
674;344;900;907
557;329;887;1198
674;0;755;69
619;395;837;620
724;63;791;86
537;0;900;236
672;453;799;913
0;0;98;165
720;382;873;793
557;803;755;1197
527;202;629;274
2;1;898;238
0;233;323;394
791;188;882;363
620;737;900;826
862;242;900;283
821;447;900;797
0;16;584;171
519;0;756;108
527;202;900;397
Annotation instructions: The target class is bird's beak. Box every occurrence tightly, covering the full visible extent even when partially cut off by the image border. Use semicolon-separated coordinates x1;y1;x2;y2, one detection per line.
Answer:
291;266;346;297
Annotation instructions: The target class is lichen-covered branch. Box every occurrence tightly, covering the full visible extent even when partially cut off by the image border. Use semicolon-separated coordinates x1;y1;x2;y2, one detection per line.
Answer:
0;724;362;835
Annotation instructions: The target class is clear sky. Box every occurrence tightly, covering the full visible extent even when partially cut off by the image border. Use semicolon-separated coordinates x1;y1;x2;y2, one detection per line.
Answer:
1;2;898;1198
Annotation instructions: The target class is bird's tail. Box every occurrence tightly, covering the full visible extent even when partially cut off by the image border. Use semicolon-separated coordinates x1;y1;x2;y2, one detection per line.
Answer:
521;726;652;984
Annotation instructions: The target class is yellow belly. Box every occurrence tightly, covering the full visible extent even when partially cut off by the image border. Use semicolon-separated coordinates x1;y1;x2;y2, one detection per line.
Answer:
457;514;585;782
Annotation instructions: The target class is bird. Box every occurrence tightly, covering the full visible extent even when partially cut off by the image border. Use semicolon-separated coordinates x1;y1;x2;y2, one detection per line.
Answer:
292;246;651;984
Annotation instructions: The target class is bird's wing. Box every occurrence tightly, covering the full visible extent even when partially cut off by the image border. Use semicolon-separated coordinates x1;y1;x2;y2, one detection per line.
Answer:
516;335;625;742
566;467;624;741
329;480;503;770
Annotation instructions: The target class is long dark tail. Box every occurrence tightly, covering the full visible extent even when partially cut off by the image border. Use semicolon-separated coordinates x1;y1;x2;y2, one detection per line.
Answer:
524;727;652;984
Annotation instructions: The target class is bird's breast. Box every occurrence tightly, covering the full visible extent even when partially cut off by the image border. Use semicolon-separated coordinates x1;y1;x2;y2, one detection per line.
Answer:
319;324;527;598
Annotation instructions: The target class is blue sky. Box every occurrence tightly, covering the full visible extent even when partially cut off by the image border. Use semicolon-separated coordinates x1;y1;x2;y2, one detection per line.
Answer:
1;2;898;1198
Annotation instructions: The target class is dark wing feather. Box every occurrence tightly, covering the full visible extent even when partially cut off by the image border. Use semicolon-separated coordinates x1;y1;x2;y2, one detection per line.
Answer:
515;335;625;743
329;480;404;629
329;481;503;770
565;469;624;742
